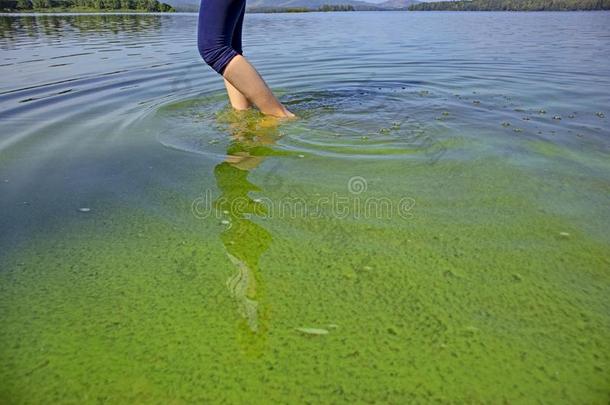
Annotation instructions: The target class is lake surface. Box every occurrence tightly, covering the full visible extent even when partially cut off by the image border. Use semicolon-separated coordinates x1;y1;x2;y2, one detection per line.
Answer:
1;11;609;403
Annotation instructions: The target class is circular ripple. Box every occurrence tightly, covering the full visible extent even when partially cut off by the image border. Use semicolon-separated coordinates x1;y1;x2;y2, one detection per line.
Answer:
153;86;451;163
279;88;449;160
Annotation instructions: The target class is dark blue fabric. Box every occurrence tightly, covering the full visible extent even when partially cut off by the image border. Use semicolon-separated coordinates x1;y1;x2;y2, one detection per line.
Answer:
197;0;246;75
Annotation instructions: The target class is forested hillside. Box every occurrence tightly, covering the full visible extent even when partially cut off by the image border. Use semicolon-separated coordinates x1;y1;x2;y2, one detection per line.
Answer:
0;0;174;12
409;0;608;11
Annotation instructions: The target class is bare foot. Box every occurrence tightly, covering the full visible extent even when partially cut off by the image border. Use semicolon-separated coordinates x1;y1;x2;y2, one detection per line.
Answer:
278;107;297;119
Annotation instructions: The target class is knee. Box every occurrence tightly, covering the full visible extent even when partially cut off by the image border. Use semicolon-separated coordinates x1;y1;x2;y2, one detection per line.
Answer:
198;43;239;75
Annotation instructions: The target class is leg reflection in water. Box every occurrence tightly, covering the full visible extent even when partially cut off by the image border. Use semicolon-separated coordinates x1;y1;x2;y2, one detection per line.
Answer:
213;112;283;336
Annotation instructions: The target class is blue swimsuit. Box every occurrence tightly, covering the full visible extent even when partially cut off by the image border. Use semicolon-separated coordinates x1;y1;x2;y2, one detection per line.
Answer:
197;0;246;75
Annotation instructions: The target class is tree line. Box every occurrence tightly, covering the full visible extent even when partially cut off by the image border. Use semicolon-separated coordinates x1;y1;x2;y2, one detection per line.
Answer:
319;4;355;11
0;0;174;12
409;0;609;11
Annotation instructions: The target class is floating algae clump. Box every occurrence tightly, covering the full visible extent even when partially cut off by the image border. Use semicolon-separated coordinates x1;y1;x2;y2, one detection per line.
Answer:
296;327;330;335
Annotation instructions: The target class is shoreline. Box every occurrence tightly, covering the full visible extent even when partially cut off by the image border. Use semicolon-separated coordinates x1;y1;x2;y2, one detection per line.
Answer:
0;9;174;13
0;10;175;14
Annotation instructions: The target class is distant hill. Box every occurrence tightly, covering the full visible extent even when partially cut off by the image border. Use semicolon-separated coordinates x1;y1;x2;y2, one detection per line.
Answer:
247;0;384;9
409;0;609;10
377;0;419;9
166;0;418;12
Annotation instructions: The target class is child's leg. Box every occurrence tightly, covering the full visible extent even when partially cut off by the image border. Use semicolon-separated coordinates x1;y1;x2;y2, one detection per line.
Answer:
224;2;250;110
197;0;293;118
222;55;294;118
224;77;250;110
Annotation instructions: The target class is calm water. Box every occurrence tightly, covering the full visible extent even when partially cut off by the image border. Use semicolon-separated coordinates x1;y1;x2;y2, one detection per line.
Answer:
1;11;609;403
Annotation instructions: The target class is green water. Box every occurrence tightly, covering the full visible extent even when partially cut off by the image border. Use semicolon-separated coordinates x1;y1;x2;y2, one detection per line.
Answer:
1;12;610;403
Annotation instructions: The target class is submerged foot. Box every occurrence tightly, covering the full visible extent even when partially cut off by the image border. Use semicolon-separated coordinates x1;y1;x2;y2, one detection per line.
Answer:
276;107;297;119
260;103;296;119
261;107;296;120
